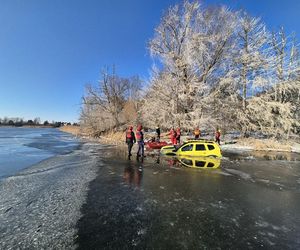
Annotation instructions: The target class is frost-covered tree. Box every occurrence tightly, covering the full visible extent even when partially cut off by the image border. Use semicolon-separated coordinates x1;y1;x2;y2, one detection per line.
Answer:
141;69;183;128
148;1;199;118
189;6;239;130
234;13;269;111
270;29;300;102
226;12;270;135
145;1;238;130
143;1;299;138
81;0;300;140
268;28;300;134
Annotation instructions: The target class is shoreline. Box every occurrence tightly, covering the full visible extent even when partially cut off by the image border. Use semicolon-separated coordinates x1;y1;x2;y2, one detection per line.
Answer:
59;125;300;154
0;125;58;128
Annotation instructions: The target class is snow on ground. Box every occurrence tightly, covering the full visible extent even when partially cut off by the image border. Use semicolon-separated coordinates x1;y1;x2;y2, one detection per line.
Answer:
221;143;253;152
221;142;300;154
0;144;101;249
291;143;300;153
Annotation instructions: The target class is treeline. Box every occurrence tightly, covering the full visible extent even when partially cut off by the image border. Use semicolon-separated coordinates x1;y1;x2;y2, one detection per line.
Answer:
80;0;300;139
0;117;79;128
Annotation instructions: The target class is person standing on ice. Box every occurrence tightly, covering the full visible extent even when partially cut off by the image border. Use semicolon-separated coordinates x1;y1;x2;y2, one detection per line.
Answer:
194;127;201;139
156;125;161;141
125;126;136;157
169;127;177;145
136;124;145;157
176;127;181;144
215;129;221;145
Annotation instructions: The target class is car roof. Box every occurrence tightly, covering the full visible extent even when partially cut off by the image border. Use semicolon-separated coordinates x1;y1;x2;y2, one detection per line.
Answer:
184;140;215;144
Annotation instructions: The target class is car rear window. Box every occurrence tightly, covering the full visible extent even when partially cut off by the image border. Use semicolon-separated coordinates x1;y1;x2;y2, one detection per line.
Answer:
195;144;206;151
181;144;193;151
207;144;215;150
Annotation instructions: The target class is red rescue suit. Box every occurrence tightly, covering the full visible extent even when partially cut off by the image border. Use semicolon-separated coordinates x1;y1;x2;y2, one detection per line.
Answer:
169;128;177;145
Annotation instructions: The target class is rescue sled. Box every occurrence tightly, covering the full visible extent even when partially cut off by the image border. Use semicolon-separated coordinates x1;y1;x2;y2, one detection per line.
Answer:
145;141;171;149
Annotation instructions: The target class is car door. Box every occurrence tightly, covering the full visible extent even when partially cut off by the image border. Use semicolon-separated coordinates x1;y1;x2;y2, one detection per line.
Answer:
195;144;207;156
178;143;194;156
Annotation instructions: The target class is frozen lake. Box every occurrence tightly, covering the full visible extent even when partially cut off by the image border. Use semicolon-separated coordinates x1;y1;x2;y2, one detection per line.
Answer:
0;129;299;249
0;127;80;179
77;147;300;249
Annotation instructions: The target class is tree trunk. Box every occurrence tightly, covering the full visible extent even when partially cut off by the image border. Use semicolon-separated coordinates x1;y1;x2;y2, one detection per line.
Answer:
242;65;247;111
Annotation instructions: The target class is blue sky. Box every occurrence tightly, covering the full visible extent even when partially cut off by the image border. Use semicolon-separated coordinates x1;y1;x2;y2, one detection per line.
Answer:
0;0;299;122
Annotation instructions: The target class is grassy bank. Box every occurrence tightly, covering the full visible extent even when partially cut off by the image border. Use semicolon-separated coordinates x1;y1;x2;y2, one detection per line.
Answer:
59;125;81;137
59;126;126;146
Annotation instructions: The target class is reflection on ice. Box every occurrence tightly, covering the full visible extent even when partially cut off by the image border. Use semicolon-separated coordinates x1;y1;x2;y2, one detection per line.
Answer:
123;165;143;188
177;156;221;169
147;154;222;170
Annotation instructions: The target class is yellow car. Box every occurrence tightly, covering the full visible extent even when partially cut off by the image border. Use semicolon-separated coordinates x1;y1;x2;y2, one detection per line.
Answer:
177;156;221;169
160;140;222;157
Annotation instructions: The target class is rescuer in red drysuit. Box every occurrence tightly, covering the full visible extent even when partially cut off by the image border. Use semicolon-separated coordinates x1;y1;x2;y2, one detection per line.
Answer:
136;125;145;157
169;128;177;145
125;125;136;157
215;129;221;145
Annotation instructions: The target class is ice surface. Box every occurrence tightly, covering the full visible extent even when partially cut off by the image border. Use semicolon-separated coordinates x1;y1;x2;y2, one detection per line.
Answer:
0;143;101;249
1;133;300;249
0;127;80;178
75;147;300;249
